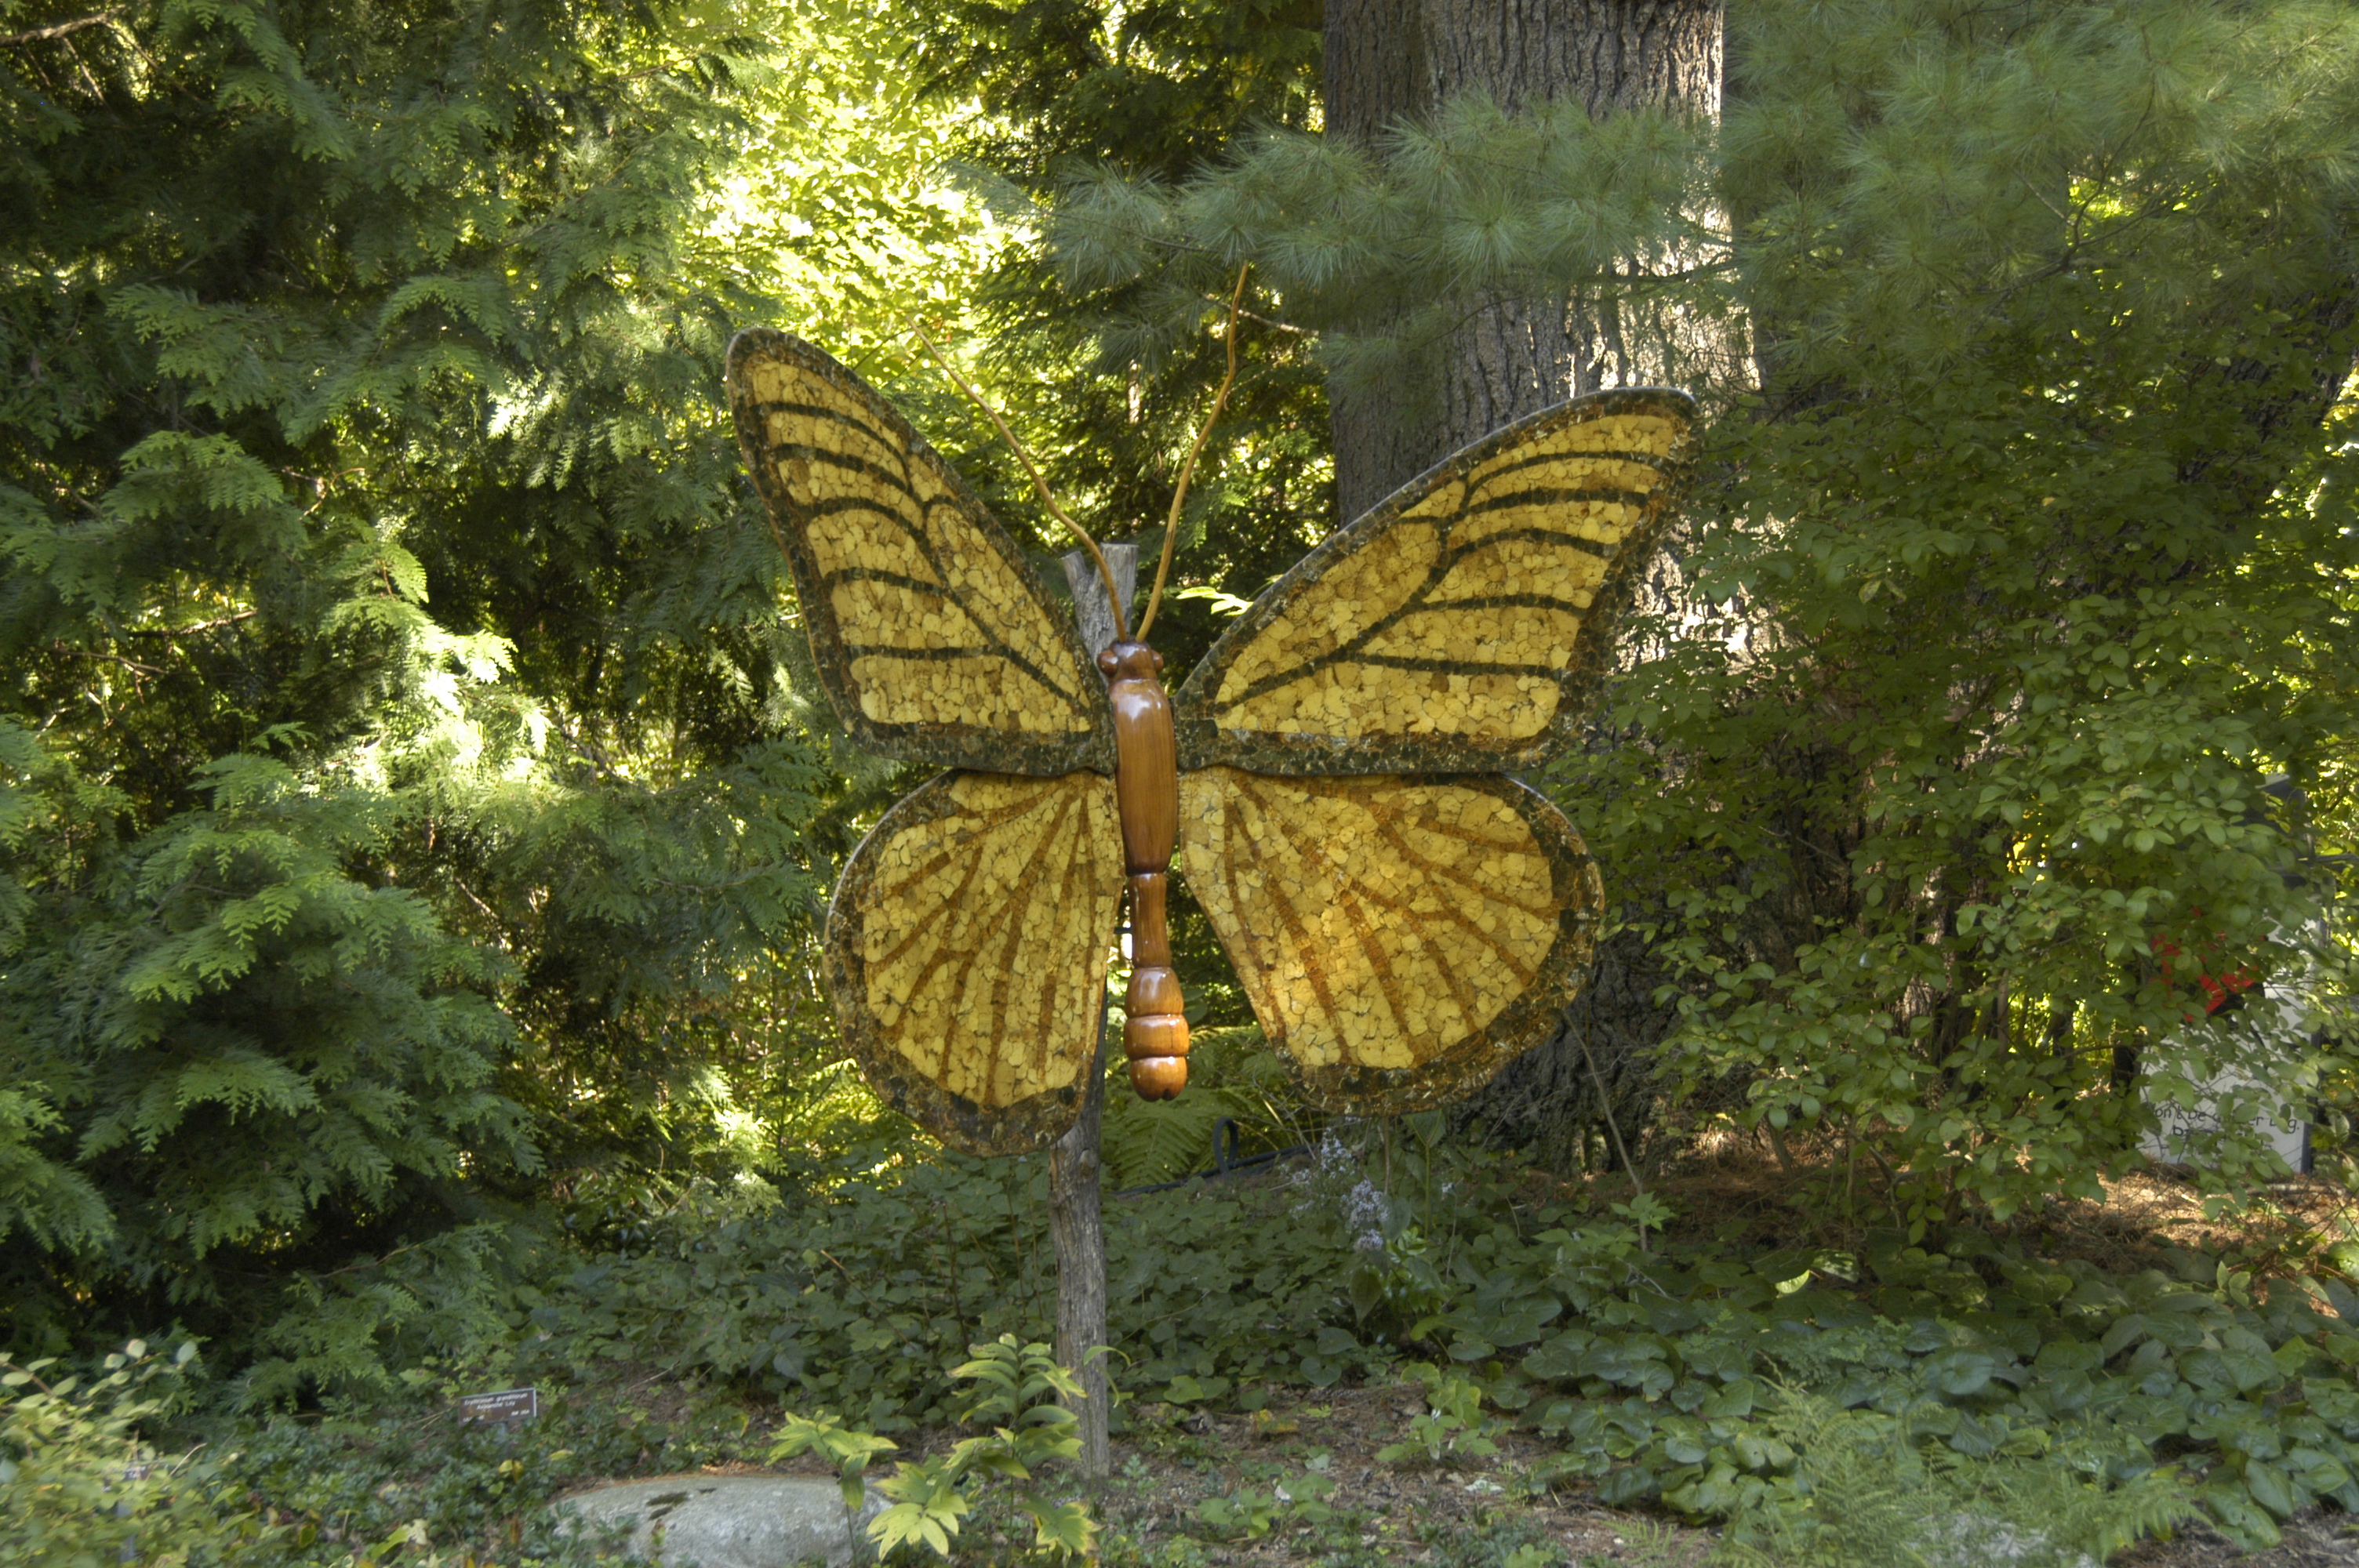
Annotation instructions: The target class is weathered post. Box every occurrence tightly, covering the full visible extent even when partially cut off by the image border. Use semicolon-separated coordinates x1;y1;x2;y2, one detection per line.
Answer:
1049;541;1136;1483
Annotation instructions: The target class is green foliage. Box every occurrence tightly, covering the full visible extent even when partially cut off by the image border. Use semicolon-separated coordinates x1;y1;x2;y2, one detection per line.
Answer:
12;744;534;1357
217;1365;753;1566
1185;1459;1342;1543
1049;89;1713;410
529;1139;1396;1428
537;1131;2359;1550
1048;0;2359;1227
1098;1022;1308;1189
1511;1226;2359;1552
864;1337;1098;1563
0;0;1015;1370
762;1337;1098;1563
1711;1389;2196;1568
2;1340;278;1567
1614;0;2359;1225
905;0;1341;782
769;1408;899;1539
1375;1363;1504;1468
912;0;1319;187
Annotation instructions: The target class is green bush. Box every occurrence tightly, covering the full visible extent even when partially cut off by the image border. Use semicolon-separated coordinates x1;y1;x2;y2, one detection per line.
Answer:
1;1341;276;1567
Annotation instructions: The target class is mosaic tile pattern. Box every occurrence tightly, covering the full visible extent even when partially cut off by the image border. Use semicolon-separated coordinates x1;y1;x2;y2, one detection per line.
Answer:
825;769;1125;1156
730;327;1697;1149
1173;390;1696;777
727;330;1114;778
1179;768;1601;1114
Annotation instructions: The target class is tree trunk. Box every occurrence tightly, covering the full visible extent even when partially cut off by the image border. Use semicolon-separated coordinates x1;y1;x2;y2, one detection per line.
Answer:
1324;0;1724;521
1325;0;1723;1163
1047;544;1136;1484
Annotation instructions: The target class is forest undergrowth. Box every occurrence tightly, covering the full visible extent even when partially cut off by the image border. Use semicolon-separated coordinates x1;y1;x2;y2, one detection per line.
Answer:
19;1123;2359;1566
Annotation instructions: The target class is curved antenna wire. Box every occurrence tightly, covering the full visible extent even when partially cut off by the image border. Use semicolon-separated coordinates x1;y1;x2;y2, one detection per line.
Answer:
1134;263;1250;644
907;318;1129;642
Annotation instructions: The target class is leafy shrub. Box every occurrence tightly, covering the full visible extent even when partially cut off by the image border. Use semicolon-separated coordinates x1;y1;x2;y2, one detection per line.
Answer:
2;1341;277;1566
767;1336;1097;1561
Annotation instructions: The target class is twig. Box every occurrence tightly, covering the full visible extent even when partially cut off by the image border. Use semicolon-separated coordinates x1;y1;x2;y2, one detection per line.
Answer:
1576;1025;1648;1253
1202;294;1307;336
0;6;124;46
906;318;1128;641
1135;263;1249;642
53;643;162;676
121;610;257;637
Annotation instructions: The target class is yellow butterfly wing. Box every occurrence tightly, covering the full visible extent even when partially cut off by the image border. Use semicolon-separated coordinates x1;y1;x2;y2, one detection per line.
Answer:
727;329;1112;775
1176;768;1601;1113
730;330;1128;1150
826;769;1126;1155
1172;389;1695;775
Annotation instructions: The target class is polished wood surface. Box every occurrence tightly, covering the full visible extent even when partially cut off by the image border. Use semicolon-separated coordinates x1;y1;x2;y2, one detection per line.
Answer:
1100;640;1189;1097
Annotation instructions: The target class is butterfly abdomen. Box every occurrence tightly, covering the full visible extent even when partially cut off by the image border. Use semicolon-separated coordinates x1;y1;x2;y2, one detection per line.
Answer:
1100;640;1189;1100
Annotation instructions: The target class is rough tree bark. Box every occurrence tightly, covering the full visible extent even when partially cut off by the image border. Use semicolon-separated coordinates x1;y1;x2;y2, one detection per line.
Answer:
1324;0;1723;1168
1047;543;1136;1484
1324;0;1724;521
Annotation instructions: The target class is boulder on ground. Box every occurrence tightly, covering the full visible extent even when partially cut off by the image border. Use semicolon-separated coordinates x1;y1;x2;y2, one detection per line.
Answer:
556;1473;884;1568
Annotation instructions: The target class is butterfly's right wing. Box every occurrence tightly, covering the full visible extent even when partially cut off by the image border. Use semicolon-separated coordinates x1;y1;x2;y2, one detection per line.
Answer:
728;330;1113;775
1173;390;1694;775
1176;767;1601;1114
827;768;1126;1156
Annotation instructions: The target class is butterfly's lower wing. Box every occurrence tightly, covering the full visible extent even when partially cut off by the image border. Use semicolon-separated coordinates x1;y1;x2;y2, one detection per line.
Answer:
827;769;1125;1155
1173;390;1694;775
1177;768;1601;1113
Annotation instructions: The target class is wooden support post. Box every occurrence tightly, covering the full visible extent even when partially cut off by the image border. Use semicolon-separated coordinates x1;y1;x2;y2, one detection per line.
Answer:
1048;1019;1110;1482
1049;543;1135;1485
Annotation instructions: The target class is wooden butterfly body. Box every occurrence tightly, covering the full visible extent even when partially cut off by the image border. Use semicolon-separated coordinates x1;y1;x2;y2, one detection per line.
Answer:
726;329;1695;1157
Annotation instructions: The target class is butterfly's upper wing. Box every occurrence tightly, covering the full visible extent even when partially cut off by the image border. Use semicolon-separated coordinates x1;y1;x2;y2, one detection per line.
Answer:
1172;390;1695;775
1177;768;1600;1112
728;329;1113;775
827;768;1126;1156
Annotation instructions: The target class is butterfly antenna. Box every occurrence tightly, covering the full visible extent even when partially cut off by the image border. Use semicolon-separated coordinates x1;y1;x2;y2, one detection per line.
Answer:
907;318;1129;641
1134;261;1250;643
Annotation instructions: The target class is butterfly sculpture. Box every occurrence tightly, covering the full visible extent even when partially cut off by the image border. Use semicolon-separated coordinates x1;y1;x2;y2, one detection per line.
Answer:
725;328;1696;1157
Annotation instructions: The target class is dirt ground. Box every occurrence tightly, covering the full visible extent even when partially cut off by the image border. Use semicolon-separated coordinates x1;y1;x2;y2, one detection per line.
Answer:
1099;1384;1718;1565
1630;1132;2359;1276
2117;1515;2359;1566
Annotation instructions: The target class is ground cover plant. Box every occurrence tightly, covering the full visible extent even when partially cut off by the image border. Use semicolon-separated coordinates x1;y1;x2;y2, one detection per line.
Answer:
501;1122;2359;1555
19;1131;2359;1565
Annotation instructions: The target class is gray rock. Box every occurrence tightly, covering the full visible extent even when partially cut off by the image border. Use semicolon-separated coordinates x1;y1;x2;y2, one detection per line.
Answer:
555;1474;885;1568
1913;1512;2097;1568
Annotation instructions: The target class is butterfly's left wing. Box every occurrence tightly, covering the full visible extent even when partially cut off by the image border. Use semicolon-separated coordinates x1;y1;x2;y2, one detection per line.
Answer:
1173;390;1694;775
1176;767;1601;1113
827;769;1126;1155
729;330;1113;776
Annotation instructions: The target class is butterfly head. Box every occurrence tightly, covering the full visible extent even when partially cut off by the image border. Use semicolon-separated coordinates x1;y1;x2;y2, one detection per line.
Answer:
1097;641;1163;681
